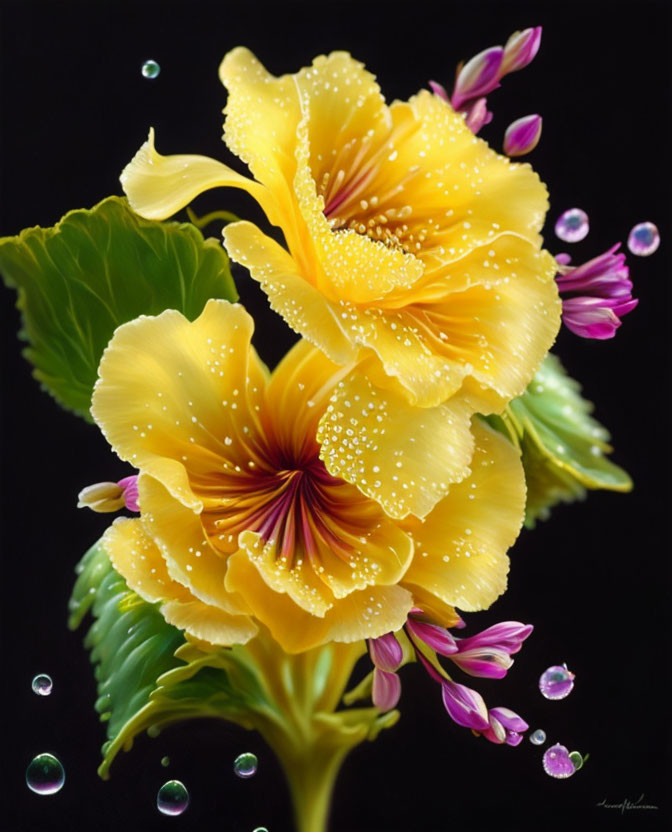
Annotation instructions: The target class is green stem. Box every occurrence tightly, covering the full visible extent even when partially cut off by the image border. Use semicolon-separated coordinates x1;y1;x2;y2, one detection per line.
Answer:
185;207;241;229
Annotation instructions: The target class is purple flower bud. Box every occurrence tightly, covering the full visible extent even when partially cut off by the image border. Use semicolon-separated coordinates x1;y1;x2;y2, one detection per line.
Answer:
372;668;401;711
449;647;513;679
429;80;450;102
441;679;491;730
406;617;458;656
464;97;493;134
454;621;534;655
452;47;504;109
369;633;403;672
503;114;542;156
556;244;638;338
117;475;140;512
500;27;542;76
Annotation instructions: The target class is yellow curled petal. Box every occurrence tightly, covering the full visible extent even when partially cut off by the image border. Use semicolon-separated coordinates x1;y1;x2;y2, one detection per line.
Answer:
102;516;187;604
317;371;475;519
401;419;526;611
225;549;413;653
161;598;258;647
120;128;273;221
91;299;267;510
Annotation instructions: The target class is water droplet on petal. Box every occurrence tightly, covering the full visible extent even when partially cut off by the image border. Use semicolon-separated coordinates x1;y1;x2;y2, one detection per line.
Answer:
157;780;189;816
234;752;258;778
141;60;161;79
539;664;575;700
529;729;547;745
26;753;65;794
160;756;170;768
31;674;53;696
555;208;589;243
543;743;576;779
627;221;660;256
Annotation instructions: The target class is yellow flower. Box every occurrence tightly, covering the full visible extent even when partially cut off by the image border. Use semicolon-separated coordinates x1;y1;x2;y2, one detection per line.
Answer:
120;49;560;518
93;300;526;653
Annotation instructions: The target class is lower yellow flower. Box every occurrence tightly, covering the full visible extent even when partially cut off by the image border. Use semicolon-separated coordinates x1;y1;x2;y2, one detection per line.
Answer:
93;300;526;652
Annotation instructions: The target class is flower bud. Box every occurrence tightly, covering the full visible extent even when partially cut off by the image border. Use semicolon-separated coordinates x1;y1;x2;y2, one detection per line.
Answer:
372;668;401;711
428;80;450;102
464;97;493;134
503;114;542;156
500;26;542;76
441;679;490;731
452;46;504;109
77;475;139;513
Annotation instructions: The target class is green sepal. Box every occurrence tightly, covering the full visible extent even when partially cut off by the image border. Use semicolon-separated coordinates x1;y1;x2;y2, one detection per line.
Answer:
0;196;237;421
485;353;632;527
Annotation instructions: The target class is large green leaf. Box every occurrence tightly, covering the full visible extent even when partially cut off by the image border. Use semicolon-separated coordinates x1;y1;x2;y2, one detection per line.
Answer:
486;354;632;527
0;196;237;420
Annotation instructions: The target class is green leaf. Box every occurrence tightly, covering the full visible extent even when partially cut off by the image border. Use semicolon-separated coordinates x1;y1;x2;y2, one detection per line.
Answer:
0;196;237;420
486;354;632;527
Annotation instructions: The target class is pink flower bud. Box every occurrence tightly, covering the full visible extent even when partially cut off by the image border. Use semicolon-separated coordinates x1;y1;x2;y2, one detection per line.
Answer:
441;680;491;731
369;633;403;672
428;80;450;102
372;668;401;711
452;46;504;109
500;26;542;76
503;114;542;156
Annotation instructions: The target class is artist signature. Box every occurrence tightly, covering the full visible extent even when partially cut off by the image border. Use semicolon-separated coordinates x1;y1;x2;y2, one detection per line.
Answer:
596;794;659;814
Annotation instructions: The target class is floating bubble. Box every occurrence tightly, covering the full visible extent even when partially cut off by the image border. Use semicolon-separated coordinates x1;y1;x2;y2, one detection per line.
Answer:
141;60;161;80
529;729;546;746
31;674;53;696
569;751;585;771
252;828;269;832
555;208;589;243
160;756;170;768
539;664;575;700
157;780;189;816
26;753;65;795
234;752;258;779
628;221;660;257
543;743;576;779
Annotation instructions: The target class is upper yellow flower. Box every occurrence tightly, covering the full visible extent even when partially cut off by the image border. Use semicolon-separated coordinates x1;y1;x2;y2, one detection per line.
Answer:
120;48;560;517
93;300;526;653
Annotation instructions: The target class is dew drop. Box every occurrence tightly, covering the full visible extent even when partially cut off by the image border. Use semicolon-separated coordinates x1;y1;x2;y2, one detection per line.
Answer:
141;60;161;79
627;221;660;256
234;752;258;779
160;756;170;767
554;208;589;243
539;664;575;700
252;828;269;832
26;753;65;795
529;729;547;746
157;780;189;816
542;743;576;779
31;674;53;696
569;750;586;771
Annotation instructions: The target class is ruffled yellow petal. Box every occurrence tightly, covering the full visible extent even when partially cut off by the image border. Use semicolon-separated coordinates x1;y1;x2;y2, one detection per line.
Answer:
400;419;526;611
317;371;475;519
120;128;273;221
102;516;186;604
101;516;257;647
223;221;358;366
161;598;258;647
139;474;250;615
91;299;267;510
225;549;413;653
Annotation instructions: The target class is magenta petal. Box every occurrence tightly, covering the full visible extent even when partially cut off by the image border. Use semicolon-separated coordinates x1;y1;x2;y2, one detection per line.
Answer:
501;26;542;75
464;98;492;134
452;46;504;108
505;731;523;747
441;680;490;730
372;668;401;711
117;475;140;512
503;114;542;156
489;707;528;733
555;253;572;266
406;618;458;655
449;649;512;679
369;633;403;672
456;622;533;654
429;80;450;102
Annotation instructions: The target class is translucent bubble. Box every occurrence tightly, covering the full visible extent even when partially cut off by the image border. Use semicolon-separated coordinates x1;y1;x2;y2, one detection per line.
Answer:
529;729;546;746
157;780;189;816
26;753;65;795
160;756;170;768
554;208;589;243
628;221;660;256
542;743;576;779
253;828;269;832
234;752;258;779
569;751;585;771
31;674;53;696
141;60;161;79
539;664;575;700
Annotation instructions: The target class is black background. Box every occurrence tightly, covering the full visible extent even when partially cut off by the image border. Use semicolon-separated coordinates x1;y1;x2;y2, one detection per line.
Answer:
1;1;670;830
